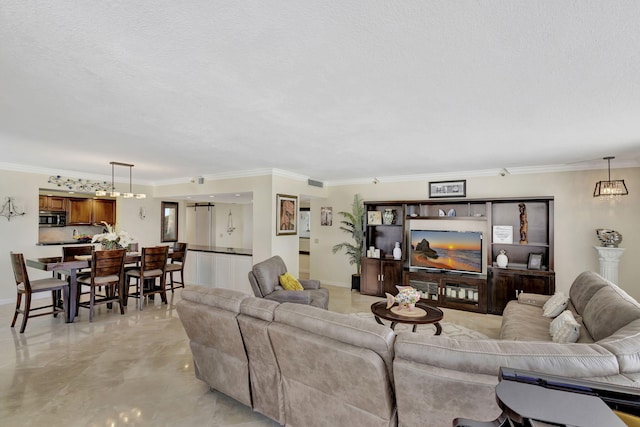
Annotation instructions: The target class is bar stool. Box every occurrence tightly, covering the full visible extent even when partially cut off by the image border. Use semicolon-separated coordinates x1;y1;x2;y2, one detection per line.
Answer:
166;242;187;292
125;246;169;310
77;249;126;322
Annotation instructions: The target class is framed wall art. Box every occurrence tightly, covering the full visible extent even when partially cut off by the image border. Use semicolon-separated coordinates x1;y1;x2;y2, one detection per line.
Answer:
367;211;382;225
276;194;297;235
161;201;179;242
429;180;467;198
321;206;332;226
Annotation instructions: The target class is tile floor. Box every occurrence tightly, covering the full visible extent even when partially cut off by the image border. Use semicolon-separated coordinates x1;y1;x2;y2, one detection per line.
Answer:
0;285;501;426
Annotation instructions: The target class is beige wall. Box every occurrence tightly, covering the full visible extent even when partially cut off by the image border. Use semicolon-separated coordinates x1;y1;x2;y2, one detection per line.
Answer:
1;166;638;304
311;167;640;300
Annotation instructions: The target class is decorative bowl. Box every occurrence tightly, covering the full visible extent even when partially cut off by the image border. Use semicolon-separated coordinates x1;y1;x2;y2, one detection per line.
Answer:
596;229;622;248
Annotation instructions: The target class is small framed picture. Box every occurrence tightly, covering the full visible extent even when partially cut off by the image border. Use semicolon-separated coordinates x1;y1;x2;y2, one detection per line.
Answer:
493;226;514;244
527;252;544;270
429;180;467;198
321;206;332;226
367;211;382;225
276;194;297;235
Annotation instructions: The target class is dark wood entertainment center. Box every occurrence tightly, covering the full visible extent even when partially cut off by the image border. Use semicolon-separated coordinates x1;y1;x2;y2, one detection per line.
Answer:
361;197;555;314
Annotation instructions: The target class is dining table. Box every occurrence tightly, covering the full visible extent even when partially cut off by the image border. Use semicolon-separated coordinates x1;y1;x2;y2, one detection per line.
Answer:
26;251;167;323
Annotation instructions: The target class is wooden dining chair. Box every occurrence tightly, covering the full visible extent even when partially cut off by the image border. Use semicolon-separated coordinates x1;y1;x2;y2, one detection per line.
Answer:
125;246;169;310
10;252;70;333
62;245;94;262
77;249;127;322
165;242;187;292
62;245;100;314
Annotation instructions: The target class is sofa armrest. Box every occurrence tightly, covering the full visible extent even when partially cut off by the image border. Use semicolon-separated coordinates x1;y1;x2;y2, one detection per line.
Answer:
299;278;321;290
264;290;312;305
517;292;551;307
394;333;620;379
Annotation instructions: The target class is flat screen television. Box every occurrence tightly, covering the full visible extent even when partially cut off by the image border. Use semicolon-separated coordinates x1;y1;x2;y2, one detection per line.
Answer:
410;229;483;274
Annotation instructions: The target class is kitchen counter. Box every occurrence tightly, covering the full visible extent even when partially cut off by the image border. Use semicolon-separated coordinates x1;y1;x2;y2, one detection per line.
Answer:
37;241;95;246
187;245;252;256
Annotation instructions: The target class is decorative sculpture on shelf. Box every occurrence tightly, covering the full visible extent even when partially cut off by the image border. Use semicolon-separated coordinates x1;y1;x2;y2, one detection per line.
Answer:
519;203;528;244
596;229;623;248
0;197;26;221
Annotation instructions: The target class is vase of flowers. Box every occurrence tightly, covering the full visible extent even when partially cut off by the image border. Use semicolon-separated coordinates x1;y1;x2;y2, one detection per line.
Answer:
92;221;134;250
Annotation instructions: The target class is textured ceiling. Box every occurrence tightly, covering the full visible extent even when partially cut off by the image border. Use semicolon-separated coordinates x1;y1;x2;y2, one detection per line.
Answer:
1;1;639;187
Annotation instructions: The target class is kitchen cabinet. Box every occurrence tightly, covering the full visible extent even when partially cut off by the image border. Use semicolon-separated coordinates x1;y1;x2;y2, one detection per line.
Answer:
67;198;116;225
67;199;92;224
92;199;116;224
39;196;67;211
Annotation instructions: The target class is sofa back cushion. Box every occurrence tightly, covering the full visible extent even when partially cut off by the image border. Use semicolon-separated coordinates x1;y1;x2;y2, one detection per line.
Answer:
569;271;609;314
176;286;251;407
250;255;288;296
582;283;640;341
269;303;397;427
238;297;284;424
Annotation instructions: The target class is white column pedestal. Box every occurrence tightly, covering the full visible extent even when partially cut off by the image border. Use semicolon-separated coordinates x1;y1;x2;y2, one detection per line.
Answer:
593;246;625;284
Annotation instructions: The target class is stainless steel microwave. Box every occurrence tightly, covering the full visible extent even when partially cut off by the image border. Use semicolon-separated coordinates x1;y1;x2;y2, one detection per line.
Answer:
39;211;66;227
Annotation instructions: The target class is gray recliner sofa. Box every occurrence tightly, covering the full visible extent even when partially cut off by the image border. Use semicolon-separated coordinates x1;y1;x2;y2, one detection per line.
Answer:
178;285;395;426
178;271;640;427
393;271;640;426
248;255;329;309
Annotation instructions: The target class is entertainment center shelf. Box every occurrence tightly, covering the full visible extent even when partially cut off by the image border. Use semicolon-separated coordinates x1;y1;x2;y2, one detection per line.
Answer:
361;197;555;314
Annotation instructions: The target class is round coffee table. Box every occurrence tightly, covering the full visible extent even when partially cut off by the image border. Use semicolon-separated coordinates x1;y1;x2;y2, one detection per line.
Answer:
371;300;443;334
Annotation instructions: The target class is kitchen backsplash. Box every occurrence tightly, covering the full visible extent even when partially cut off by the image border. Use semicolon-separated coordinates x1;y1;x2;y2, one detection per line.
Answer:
39;225;105;244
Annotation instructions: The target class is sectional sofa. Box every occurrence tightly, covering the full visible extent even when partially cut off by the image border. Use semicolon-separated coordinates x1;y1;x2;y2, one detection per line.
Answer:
177;271;640;426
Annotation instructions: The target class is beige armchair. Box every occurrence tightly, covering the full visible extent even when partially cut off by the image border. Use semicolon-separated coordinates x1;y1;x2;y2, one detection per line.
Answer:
248;256;329;309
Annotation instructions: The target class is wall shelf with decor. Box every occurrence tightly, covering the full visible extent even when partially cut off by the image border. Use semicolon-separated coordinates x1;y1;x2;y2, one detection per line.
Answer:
487;197;554;314
361;201;405;296
406;200;488;219
360;197;554;314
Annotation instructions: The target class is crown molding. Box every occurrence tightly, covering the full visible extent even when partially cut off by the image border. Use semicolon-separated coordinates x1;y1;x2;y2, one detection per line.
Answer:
0;162;157;186
2;160;638;189
324;159;640;187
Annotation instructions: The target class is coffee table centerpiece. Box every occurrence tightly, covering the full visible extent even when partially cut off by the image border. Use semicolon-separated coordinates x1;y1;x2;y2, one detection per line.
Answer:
372;287;443;333
385;286;426;317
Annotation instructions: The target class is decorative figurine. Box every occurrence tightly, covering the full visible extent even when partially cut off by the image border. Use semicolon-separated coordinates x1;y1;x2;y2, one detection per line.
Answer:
386;286;421;311
496;249;509;268
596;229;623;248
519;203;528;244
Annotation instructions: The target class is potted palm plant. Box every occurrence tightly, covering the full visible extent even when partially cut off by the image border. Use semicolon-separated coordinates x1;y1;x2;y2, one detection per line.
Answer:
332;194;365;291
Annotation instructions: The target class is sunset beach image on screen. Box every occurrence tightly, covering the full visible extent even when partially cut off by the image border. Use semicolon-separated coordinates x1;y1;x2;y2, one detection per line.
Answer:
410;230;483;273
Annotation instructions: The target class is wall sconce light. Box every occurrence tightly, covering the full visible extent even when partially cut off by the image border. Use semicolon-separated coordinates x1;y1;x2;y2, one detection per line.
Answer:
0;197;26;221
227;210;236;235
593;156;628;198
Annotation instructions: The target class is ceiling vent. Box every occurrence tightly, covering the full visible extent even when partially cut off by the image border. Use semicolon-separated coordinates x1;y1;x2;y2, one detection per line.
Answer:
308;179;324;188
